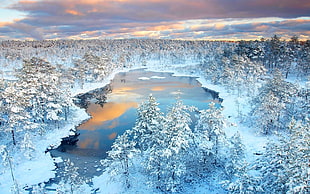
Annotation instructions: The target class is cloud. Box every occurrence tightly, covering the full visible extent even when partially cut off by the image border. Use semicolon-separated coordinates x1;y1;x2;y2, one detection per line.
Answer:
0;0;309;40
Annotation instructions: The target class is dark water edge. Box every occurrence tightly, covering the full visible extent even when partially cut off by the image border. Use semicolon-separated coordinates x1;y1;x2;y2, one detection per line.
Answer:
46;84;114;184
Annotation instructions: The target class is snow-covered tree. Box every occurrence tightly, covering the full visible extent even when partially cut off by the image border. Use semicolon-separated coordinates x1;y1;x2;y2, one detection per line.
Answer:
251;69;297;133
105;131;139;188
159;98;194;192
225;132;246;179
1;81;33;145
130;94;164;151
14;57;72;130
220;54;266;96
57;159;87;194
143;136;167;190
253;91;285;134
195;102;226;166
20;133;35;159
223;164;263;194
256;118;310;193
72;59;87;88
134;95;168;190
0;145;21;194
298;40;310;77
267;35;283;69
285;118;310;193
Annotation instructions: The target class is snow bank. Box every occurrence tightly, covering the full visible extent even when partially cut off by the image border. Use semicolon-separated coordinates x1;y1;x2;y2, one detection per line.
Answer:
0;106;89;193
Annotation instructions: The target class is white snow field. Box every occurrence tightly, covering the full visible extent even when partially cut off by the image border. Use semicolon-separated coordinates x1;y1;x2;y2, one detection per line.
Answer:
0;39;308;193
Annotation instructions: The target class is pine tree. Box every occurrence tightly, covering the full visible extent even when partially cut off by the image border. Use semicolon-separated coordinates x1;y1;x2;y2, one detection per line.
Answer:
286;118;310;193
57;159;87;194
257;118;310;193
0;145;20;194
225;132;245;179
130;94;164;151
135;95;168;190
159;98;194;192
106;131;139;188
251;69;297;133
15;57;72;130
143;128;167;191
72;59;87;88
223;163;263;194
195;102;226;166
1;81;32;145
20;133;35;159
253;91;285;134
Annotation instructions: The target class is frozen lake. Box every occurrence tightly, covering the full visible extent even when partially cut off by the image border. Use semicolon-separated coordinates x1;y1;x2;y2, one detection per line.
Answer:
51;69;221;178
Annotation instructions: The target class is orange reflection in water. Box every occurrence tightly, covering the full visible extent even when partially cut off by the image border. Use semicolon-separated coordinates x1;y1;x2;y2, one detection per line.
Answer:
107;120;119;129
94;141;99;149
112;87;135;94
79;138;100;149
108;132;117;140
78;101;138;131
79;138;92;148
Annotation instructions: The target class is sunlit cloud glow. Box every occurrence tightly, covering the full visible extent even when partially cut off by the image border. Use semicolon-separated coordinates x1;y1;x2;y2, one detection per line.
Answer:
0;0;309;40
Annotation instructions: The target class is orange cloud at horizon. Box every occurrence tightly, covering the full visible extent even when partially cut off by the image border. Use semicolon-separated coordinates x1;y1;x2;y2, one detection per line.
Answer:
0;22;10;27
66;9;84;16
19;0;37;4
151;86;165;91
214;23;225;30
146;23;184;31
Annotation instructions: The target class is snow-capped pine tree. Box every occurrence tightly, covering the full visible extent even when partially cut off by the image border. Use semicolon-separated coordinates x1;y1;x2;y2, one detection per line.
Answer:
15;57;72;131
256;118;310;193
143;127;167;191
298;40;310;77
251;69;297;133
130;94;164;151
286;118;310;193
20;133;35;159
253;91;285;134
225;131;246;179
193;111;214;173
105;131;139;188
135;95;168;190
58;159;87;194
195;102;226;167
159;98;194;192
0;145;20;194
72;59;87;88
1;81;33;145
223;163;263;194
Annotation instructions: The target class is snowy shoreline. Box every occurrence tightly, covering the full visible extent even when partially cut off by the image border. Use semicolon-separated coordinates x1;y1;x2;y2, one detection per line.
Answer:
1;40;308;193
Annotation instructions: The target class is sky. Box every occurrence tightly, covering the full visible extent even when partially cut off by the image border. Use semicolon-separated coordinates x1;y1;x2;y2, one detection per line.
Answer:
0;0;309;40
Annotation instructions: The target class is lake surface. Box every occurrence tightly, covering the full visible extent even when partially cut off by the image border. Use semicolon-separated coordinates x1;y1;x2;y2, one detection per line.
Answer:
51;69;221;178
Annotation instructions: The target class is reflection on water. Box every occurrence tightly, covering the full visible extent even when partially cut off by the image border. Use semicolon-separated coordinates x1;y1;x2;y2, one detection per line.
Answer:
78;102;138;131
67;69;220;158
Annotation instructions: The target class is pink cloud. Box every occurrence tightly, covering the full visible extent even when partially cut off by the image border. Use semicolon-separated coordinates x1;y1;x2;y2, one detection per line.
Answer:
0;0;308;40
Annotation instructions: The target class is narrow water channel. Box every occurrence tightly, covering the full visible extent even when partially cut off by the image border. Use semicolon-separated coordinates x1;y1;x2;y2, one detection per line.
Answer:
50;69;221;179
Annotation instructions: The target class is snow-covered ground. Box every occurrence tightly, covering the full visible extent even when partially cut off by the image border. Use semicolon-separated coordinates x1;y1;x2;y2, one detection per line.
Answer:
0;106;90;193
0;61;303;193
